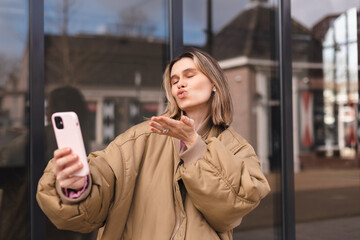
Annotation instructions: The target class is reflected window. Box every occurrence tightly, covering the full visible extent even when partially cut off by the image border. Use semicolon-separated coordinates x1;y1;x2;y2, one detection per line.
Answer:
44;0;168;239
0;0;30;239
184;0;282;239
323;8;358;158
292;1;360;239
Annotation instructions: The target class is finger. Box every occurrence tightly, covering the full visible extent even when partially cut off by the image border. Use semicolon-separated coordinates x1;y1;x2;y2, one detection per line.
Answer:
57;161;83;181
58;176;84;189
153;116;178;129
55;154;79;172
149;120;164;131
152;116;176;125
149;122;170;135
150;117;174;133
149;125;162;134
181;115;194;127
54;147;72;159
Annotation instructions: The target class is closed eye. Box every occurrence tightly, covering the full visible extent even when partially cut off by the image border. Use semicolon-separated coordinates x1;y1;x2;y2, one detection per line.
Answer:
184;69;197;78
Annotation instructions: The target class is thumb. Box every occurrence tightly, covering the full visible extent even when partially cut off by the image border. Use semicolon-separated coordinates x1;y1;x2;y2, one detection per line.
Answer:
181;115;194;127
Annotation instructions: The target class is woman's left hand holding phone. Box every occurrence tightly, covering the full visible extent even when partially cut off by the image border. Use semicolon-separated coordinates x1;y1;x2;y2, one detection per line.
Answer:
53;147;86;190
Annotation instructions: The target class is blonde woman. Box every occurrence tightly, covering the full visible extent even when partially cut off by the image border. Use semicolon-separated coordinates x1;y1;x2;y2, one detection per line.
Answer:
37;48;270;240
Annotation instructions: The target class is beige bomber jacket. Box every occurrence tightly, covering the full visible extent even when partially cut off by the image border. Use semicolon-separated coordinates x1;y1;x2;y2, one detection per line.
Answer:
36;120;270;240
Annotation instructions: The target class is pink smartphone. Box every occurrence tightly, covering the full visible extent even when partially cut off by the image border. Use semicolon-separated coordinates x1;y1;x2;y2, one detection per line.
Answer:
51;111;89;176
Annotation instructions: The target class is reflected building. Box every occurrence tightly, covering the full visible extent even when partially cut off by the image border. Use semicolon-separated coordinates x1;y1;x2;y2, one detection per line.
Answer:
208;2;359;172
313;9;359;165
44;34;167;151
210;1;323;172
3;1;358;171
0;47;29;134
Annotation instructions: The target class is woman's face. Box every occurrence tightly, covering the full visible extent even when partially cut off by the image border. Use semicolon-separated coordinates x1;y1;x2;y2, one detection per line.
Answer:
170;57;214;114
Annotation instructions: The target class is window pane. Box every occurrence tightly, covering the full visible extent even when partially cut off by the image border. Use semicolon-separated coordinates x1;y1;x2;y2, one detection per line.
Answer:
291;0;360;239
44;0;168;239
0;0;30;239
184;0;282;239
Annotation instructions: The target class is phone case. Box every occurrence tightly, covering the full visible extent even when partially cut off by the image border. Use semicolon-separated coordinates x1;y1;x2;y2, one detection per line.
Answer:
51;111;89;176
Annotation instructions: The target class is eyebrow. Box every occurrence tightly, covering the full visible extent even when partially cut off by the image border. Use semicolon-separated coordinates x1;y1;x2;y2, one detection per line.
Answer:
170;68;197;81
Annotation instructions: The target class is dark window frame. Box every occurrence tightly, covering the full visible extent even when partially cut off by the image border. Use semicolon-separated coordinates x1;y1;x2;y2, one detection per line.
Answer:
29;0;46;239
278;0;296;239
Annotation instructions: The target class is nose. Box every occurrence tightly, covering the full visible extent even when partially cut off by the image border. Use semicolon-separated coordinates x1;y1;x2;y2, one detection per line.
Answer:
177;78;186;88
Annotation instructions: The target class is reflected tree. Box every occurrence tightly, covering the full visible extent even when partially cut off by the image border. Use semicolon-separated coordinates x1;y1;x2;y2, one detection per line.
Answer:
45;0;107;86
111;8;155;37
0;54;19;88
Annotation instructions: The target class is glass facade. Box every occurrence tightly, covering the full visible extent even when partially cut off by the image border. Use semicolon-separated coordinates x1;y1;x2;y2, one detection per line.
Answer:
291;0;360;239
0;0;30;239
184;0;283;239
0;0;358;239
43;0;168;239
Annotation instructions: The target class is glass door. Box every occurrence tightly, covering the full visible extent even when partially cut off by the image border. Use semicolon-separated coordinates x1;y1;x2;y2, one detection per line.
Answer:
0;0;30;239
43;0;169;239
291;1;360;239
183;0;284;239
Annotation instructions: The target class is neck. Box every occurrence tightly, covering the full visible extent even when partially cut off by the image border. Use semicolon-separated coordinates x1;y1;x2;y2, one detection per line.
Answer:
185;107;210;131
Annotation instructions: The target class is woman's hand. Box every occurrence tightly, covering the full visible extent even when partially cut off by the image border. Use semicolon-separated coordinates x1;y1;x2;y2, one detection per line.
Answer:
149;115;198;148
53;147;85;190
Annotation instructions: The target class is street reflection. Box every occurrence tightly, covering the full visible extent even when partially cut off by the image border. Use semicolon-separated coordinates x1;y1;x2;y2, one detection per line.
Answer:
0;0;29;239
291;1;360;240
183;0;360;239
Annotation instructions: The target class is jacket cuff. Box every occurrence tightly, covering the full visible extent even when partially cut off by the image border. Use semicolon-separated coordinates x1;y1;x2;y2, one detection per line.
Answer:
55;175;92;204
179;135;207;168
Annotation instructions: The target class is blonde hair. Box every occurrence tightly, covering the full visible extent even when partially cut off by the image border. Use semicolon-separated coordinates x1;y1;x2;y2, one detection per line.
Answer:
162;48;233;127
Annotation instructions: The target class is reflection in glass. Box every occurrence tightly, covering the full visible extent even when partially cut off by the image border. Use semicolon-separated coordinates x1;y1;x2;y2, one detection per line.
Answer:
323;8;358;158
292;1;360;239
44;0;168;238
0;0;30;239
184;0;281;239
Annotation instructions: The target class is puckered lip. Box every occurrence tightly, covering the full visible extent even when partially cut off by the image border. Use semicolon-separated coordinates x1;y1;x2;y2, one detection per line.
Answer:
177;89;187;97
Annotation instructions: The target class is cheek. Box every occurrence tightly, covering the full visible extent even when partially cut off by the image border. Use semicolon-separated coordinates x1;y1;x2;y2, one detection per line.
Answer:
205;90;213;101
171;86;177;98
202;84;213;98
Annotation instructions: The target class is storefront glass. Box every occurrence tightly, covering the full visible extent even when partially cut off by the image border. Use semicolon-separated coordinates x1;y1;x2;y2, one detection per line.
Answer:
183;0;282;239
43;0;168;239
4;0;359;239
291;0;360;239
0;0;30;239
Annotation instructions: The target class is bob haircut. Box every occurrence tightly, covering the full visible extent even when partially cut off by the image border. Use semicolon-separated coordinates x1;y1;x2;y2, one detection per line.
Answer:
162;48;233;127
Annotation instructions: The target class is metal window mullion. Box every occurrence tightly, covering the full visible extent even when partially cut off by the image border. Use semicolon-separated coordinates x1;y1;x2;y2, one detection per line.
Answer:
278;0;296;239
29;0;46;239
169;0;183;59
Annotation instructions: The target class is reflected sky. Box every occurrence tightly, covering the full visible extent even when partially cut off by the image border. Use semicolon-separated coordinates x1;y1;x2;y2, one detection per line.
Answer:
0;0;359;59
44;0;167;36
291;0;359;28
0;0;27;58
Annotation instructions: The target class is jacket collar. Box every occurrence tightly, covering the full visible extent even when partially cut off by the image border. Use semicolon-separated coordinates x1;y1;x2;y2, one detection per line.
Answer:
197;115;212;139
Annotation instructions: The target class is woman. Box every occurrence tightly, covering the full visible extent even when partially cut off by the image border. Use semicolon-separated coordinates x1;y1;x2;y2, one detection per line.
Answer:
37;48;270;240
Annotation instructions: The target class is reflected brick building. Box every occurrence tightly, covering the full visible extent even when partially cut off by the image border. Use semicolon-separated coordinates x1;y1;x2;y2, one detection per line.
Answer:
44;35;168;150
2;2;358;171
211;4;359;170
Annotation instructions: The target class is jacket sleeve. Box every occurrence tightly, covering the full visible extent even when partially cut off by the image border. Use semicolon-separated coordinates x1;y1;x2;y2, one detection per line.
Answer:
36;141;121;233
179;131;271;233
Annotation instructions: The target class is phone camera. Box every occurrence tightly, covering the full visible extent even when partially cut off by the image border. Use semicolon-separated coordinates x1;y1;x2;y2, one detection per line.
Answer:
54;116;64;129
